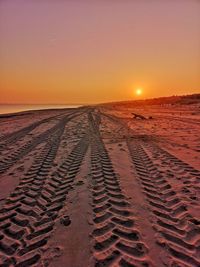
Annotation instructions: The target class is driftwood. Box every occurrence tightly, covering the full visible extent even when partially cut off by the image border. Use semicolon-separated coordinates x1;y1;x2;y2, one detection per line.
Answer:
132;113;153;120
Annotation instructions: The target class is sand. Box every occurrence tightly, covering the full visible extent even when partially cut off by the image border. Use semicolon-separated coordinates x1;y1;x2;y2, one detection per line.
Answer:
0;104;200;267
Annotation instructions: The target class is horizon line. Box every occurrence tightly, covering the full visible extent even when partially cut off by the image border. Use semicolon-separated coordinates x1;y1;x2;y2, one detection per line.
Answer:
0;93;199;106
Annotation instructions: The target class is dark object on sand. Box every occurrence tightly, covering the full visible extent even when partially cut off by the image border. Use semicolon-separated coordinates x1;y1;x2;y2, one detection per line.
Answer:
132;113;146;119
132;113;153;120
60;216;71;226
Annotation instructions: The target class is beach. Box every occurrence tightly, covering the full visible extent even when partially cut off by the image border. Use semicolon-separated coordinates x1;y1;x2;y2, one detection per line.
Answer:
0;104;200;267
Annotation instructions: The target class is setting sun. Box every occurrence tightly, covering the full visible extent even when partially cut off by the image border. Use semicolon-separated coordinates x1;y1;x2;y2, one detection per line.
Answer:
136;88;142;96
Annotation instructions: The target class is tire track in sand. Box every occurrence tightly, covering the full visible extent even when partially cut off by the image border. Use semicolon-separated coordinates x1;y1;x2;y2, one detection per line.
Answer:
127;139;200;267
100;110;200;266
88;112;150;267
0;112;66;149
140;142;200;210
0;125;89;266
0;111;83;175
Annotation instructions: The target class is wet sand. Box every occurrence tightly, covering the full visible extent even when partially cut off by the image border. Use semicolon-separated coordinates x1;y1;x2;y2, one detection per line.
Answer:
0;104;200;267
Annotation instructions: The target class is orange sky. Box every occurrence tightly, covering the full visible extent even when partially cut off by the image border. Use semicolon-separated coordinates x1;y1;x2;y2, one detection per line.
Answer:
0;1;200;104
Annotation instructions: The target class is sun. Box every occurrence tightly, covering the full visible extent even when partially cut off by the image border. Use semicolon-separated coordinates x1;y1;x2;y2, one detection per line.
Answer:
136;88;142;96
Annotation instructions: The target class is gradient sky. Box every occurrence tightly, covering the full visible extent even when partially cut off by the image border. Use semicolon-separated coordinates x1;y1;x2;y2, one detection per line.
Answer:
0;0;200;104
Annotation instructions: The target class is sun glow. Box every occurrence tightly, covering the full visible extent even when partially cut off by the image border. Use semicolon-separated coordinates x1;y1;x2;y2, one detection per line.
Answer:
136;88;142;96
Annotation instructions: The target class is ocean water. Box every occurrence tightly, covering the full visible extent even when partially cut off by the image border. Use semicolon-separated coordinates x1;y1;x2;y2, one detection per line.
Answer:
0;104;81;115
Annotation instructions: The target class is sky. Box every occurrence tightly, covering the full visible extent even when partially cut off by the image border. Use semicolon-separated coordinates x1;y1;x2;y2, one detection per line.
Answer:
0;0;200;104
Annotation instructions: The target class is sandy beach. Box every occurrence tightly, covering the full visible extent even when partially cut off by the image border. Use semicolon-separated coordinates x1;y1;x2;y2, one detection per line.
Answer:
0;103;199;267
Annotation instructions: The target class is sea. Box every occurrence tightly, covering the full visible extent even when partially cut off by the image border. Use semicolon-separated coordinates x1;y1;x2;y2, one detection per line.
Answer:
0;104;81;115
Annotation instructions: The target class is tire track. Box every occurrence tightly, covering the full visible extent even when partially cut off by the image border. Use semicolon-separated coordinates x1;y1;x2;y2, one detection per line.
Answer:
88;112;150;267
0;128;89;266
0;111;83;175
145;142;200;177
0;112;66;147
127;139;200;267
0;130;64;266
140;142;200;206
99;111;200;266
